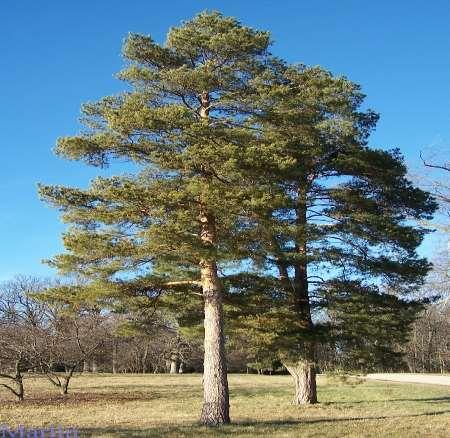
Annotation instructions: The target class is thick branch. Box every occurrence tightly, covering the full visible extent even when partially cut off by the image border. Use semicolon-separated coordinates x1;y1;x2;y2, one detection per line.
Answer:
162;280;202;287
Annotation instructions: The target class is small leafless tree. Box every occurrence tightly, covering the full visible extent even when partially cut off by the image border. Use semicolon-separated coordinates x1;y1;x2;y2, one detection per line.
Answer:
39;311;109;394
0;276;110;398
0;276;49;400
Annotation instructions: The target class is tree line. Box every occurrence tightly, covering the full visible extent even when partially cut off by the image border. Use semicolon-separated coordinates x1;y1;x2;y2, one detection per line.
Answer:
0;274;448;401
0;276;201;400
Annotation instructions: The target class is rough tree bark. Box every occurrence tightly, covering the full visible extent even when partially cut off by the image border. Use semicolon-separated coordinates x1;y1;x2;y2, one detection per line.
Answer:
284;358;317;404
199;212;230;425
198;91;230;426
281;184;318;405
277;259;318;404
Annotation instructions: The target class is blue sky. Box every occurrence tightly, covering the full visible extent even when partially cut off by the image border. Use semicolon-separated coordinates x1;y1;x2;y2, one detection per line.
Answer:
1;0;449;280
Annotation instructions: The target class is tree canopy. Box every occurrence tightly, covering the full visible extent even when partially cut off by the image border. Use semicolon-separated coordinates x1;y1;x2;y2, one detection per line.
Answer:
39;11;437;423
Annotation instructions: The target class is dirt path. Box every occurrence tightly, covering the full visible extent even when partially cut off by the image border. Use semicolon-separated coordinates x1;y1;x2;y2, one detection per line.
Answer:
365;373;450;386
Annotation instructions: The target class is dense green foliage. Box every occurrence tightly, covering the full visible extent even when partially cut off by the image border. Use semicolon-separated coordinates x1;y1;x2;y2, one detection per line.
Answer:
38;12;274;320
39;11;437;382
226;63;436;372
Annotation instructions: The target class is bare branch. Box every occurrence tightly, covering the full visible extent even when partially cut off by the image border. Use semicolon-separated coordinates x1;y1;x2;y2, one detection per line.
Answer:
420;151;450;172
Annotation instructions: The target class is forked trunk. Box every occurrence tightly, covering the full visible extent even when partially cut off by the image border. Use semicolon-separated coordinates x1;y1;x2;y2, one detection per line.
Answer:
284;360;317;404
61;379;69;395
199;210;230;426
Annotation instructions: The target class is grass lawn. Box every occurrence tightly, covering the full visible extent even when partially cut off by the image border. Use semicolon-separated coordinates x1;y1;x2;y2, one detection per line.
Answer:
0;373;449;437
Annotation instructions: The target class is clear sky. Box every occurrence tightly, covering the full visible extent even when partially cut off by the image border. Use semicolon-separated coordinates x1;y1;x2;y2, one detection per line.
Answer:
1;0;449;280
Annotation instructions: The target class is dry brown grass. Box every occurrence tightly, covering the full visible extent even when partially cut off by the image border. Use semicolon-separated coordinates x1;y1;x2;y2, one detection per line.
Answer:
0;373;449;437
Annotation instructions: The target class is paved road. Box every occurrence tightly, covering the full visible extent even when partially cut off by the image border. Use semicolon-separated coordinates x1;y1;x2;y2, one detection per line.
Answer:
365;373;450;386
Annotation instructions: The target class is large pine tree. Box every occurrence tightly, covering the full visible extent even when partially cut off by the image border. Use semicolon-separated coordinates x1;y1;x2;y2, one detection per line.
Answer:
227;65;437;404
39;11;437;418
39;12;273;425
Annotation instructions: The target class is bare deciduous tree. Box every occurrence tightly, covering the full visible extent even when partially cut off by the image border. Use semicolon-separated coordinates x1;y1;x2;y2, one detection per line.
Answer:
0;276;49;400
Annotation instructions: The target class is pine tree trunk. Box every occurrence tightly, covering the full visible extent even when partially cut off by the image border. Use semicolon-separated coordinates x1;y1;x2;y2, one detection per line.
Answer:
200;259;230;425
292;185;318;405
284;361;317;404
170;359;178;374
199;211;230;426
276;183;318;405
197;91;230;426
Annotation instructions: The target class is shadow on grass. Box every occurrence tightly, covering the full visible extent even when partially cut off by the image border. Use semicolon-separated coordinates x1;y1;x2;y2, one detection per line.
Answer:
230;387;287;398
0;391;159;407
324;396;450;405
79;410;450;437
418;397;450;402
83;384;201;393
